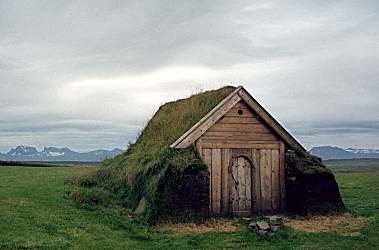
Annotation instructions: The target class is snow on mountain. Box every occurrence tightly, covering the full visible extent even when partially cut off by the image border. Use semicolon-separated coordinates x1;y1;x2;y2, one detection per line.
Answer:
7;146;38;156
345;148;379;154
310;146;379;160
46;151;65;157
39;147;76;157
0;146;123;162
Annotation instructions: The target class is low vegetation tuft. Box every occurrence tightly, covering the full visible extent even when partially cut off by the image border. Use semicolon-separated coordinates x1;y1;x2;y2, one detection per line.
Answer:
66;86;344;221
286;149;329;174
66;186;115;208
1;166;378;249
68;86;236;222
65;168;99;187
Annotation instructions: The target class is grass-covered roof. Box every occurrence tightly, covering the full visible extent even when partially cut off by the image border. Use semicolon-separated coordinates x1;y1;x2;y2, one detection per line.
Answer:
70;85;343;221
102;86;235;182
98;86;236;220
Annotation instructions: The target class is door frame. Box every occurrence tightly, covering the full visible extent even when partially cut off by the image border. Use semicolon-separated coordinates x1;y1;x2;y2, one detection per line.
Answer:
228;148;255;216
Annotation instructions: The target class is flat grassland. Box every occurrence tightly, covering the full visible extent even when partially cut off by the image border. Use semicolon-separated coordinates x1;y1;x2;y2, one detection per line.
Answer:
325;158;379;172
0;166;378;249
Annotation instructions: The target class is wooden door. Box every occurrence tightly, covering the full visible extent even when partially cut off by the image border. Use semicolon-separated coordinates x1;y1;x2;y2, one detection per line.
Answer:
229;155;252;216
200;146;284;215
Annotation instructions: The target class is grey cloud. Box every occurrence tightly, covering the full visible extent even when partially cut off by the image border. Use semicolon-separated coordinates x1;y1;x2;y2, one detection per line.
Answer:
1;0;379;151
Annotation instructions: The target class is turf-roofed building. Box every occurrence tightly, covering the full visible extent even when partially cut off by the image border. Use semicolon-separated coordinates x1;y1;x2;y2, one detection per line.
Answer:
100;86;345;221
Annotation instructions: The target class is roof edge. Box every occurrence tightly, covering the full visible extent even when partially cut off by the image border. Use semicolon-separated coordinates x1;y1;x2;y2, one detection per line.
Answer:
170;86;242;148
237;87;306;152
171;85;306;152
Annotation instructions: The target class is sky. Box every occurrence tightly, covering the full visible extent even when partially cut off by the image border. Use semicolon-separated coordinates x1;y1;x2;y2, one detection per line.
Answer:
1;0;379;152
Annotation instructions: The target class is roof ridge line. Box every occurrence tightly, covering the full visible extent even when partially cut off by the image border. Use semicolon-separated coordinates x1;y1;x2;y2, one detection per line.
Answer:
170;86;242;148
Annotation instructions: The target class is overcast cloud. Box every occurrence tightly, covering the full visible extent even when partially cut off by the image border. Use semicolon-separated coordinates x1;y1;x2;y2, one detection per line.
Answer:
1;0;378;152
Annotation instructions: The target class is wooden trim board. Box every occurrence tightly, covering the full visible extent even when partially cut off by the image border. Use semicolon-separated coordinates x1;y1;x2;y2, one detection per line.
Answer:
170;87;242;148
171;86;305;152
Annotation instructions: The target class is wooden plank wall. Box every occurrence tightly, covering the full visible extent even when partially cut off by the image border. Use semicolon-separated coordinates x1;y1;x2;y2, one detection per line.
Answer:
198;147;284;215
200;148;229;215
211;149;222;213
221;149;230;214
200;101;281;150
252;149;261;212
271;149;280;210
202;149;212;212
279;141;286;210
196;100;286;215
260;149;272;211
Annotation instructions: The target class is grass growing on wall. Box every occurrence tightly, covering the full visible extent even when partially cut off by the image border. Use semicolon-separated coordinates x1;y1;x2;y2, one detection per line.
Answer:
80;86;236;221
67;85;344;221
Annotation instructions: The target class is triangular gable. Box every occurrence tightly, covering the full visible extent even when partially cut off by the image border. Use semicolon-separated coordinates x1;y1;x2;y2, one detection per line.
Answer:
170;86;305;151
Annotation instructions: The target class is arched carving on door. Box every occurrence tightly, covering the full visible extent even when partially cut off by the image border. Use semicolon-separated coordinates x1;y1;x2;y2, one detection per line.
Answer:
229;155;254;185
228;150;254;216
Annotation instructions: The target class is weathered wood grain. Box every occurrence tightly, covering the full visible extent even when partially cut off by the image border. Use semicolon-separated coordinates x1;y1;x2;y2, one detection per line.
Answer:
211;149;222;214
221;149;230;214
252;149;261;212
245;157;252;212
203;148;212;213
231;158;238;212
260;149;272;211
279;141;286;211
203;130;279;139
200;141;280;149
202;134;278;142
233;101;251;109
171;89;242;148
207;123;274;133
218;116;262;124
195;139;202;158
271;149;280;211
237;88;305;151
237;157;245;210
224;107;255;118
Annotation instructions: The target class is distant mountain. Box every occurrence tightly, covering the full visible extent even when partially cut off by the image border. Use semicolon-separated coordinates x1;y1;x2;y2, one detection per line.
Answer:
309;146;379;160
0;146;123;162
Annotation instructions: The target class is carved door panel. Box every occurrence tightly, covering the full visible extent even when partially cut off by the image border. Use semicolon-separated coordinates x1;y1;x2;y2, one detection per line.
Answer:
229;149;252;216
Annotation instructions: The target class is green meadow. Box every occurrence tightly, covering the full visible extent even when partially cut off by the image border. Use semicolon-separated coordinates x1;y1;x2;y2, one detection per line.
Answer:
0;165;378;249
325;158;379;172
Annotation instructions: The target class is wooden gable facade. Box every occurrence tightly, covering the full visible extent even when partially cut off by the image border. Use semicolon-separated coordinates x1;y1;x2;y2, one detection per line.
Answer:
171;86;304;216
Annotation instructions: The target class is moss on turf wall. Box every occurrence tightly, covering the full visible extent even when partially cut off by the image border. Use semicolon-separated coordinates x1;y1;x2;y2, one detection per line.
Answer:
96;86;236;222
69;86;345;222
285;149;345;215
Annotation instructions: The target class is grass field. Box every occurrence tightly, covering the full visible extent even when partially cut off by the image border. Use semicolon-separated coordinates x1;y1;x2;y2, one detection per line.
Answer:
324;158;379;172
0;166;378;249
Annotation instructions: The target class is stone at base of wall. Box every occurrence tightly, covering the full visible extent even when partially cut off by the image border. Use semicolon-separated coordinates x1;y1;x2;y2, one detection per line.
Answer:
249;216;284;237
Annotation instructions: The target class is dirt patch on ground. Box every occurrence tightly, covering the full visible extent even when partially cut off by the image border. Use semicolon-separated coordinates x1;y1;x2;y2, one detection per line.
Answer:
159;213;370;236
284;213;371;236
158;219;240;234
